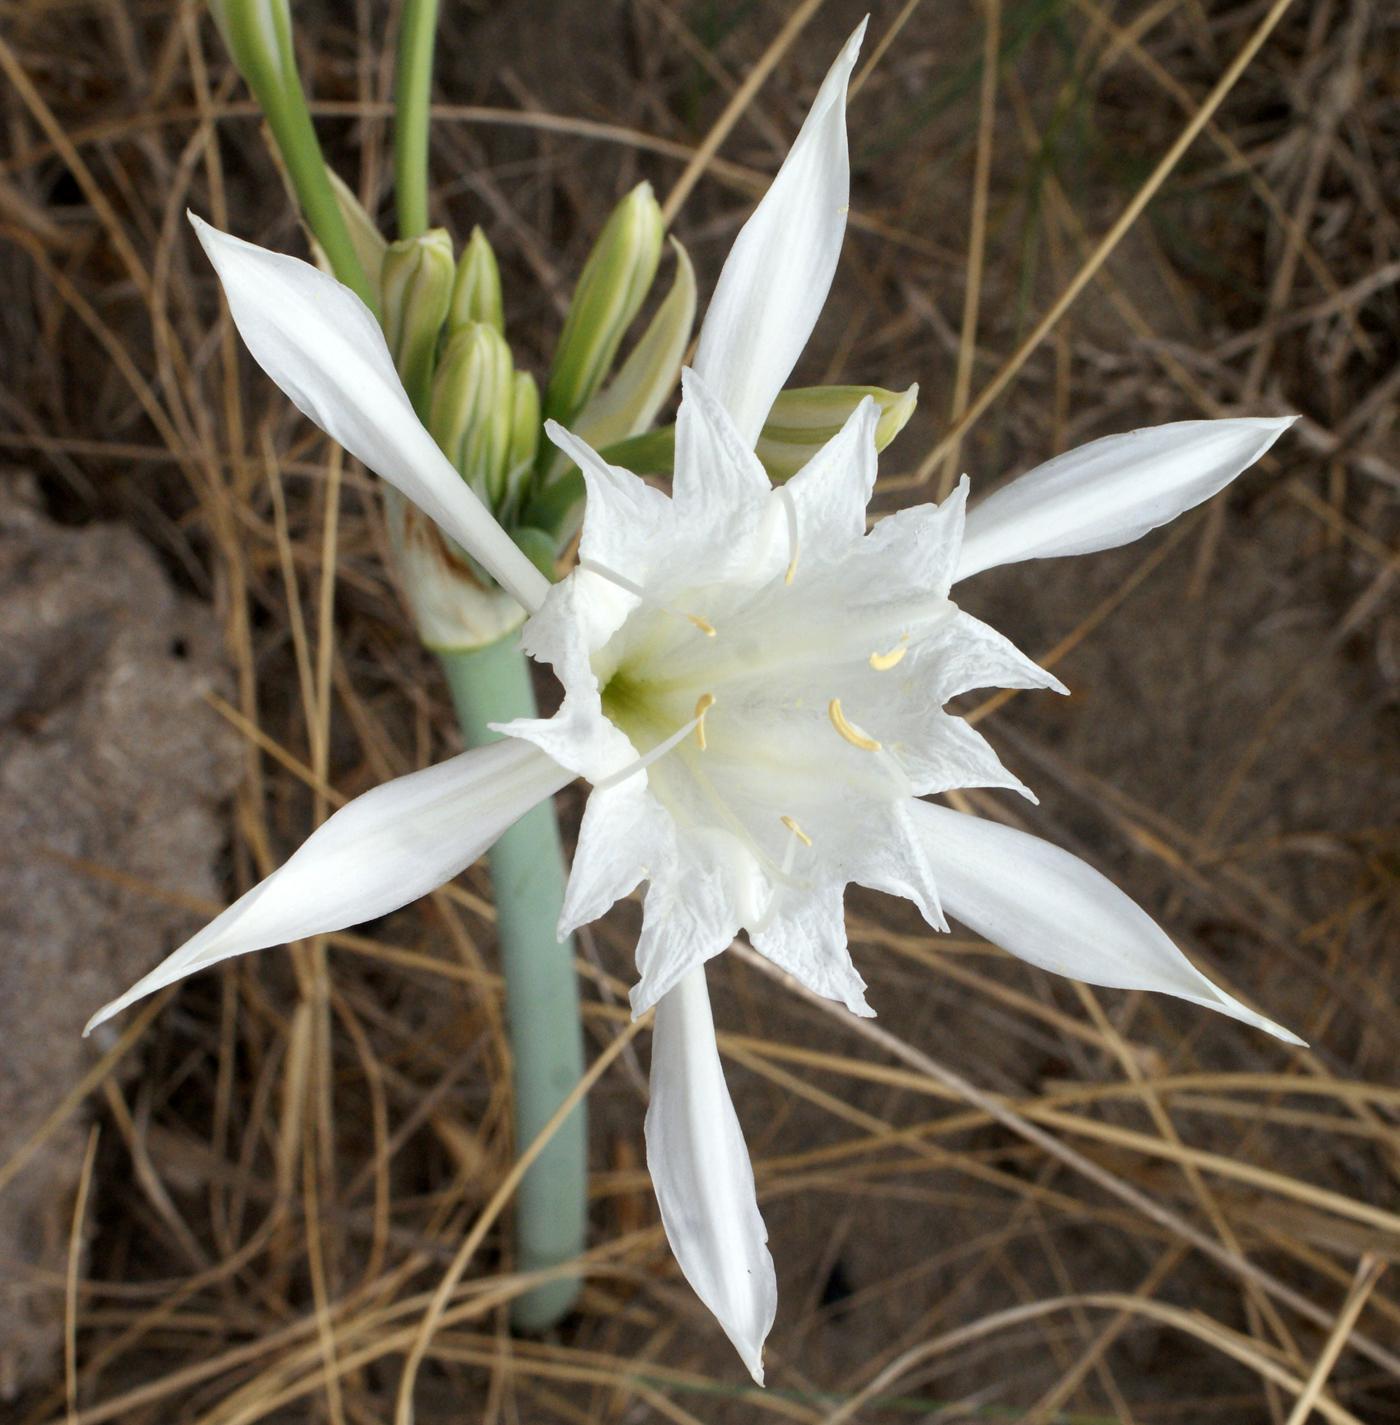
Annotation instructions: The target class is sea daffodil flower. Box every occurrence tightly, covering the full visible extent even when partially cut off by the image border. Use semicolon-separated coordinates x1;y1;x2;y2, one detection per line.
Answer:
89;23;1301;1384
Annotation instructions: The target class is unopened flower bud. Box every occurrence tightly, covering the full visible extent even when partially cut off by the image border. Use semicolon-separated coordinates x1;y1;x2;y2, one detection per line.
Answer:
545;182;663;426
449;226;505;335
757;384;919;483
572;238;695;454
495;370;541;521
429;321;514;506
382;228;455;413
508;371;541;473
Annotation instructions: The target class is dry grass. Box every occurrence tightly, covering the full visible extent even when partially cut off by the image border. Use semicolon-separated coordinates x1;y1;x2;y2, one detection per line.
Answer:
2;0;1398;1420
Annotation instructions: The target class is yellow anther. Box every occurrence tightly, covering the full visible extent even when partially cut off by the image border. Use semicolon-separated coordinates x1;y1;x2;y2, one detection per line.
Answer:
784;550;799;586
869;643;908;671
693;692;716;749
780;815;812;847
687;613;717;637
828;698;881;751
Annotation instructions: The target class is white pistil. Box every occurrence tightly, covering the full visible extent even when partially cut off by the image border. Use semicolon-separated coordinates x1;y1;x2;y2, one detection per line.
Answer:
828;697;881;751
752;818;807;934
594;695;716;792
580;557;716;636
777;486;800;585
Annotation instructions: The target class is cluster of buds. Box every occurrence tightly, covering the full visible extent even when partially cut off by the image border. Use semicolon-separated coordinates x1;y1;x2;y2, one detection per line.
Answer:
205;0;918;652
219;0;918;648
311;180;692;645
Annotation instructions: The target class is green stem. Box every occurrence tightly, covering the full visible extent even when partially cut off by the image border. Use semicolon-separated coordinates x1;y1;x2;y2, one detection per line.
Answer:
273;84;378;310
222;1;377;309
438;635;586;1332
394;0;440;238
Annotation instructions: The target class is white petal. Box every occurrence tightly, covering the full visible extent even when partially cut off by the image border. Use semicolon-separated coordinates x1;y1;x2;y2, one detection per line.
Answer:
907;608;1068;705
851;801;947;935
558;780;661;938
912;801;1304;1044
646;965;777;1384
885;709;1037;802
784;396;879;560
859;475;968;600
955;417;1297;582
691;22;866;445
631;826;752;1015
749;882;873;1017
498;576;637;784
544;420;676;585
190;214;550;613
86;740;571;1034
671;367;772;525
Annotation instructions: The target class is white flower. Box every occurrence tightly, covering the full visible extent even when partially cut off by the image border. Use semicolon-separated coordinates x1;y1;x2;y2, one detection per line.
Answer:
88;23;1302;1386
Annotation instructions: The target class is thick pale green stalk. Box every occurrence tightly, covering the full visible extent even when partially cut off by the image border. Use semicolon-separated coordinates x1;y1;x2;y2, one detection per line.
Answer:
438;636;586;1332
394;0;440;238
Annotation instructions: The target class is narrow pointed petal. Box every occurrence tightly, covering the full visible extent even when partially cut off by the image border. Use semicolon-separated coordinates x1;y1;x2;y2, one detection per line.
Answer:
190;214;550;613
671;366;771;522
646;966;778;1384
954;417;1298;583
912;802;1304;1044
544;420;673;575
783;395;879;558
691;22;866;445
557;781;659;938
86;740;572;1035
631;826;750;1016
749;883;873;1017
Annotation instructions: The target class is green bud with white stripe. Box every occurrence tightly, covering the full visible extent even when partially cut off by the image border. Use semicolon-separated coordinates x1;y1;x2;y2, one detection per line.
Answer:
429;321;514;506
544;182;663;427
382;227;455;415
757;383;920;482
449;225;505;336
502;370;541;514
572;237;696;454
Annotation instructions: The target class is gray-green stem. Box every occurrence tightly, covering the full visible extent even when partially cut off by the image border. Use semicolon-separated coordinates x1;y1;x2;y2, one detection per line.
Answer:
438;635;586;1331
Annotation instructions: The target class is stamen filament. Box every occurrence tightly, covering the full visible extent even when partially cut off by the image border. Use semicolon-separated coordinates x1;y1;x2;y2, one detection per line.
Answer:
777;486;800;585
828;697;881;751
594;697;715;792
579;557;715;636
751;826;802;934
